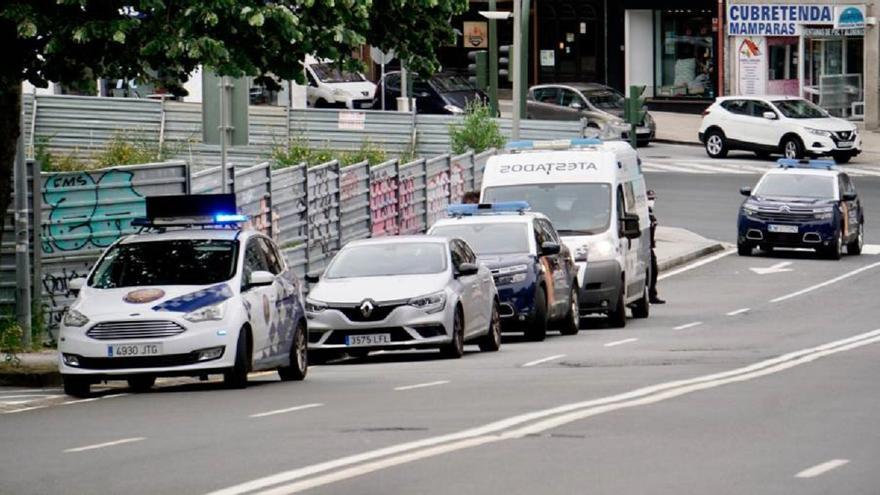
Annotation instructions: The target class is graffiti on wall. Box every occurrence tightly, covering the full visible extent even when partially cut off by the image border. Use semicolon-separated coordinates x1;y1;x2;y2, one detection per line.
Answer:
370;168;399;237
42;170;144;254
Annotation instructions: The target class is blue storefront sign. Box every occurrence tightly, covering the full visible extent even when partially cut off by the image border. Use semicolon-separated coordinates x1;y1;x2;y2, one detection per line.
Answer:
727;4;864;36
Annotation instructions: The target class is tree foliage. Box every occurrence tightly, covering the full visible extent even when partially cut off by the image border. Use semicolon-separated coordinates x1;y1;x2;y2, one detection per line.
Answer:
0;0;467;233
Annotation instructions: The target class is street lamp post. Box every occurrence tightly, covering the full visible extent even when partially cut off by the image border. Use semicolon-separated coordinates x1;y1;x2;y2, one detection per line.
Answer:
512;0;522;140
479;4;502;116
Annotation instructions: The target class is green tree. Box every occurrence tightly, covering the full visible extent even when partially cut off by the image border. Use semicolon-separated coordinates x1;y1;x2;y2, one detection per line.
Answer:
0;0;465;234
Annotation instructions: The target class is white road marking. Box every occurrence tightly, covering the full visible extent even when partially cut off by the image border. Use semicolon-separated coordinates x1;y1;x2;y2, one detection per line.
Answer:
674;321;703;331
393;381;449;391
210;329;880;495
641;163;710;174
63;437;145;453
250;403;324;419
795;459;849;478
521;354;566;368
3;405;48;414
0;394;61;400
658;249;735;280
771;261;880;303
862;244;880;255
604;338;638;347
726;308;750;316
749;261;793;275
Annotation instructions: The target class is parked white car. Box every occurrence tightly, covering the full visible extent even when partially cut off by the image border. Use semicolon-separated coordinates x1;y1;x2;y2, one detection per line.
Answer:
699;96;861;163
305;236;501;359
304;58;376;109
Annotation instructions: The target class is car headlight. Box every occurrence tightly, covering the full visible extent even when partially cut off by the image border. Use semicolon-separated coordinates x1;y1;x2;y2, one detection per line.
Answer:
444;104;465;114
589;240;616;262
807;128;832;137
63;309;89;327
609;120;629;130
645;113;655;126
184;301;227;322
742;203;760;218
814;207;834;220
305;298;327;313
408;291;446;314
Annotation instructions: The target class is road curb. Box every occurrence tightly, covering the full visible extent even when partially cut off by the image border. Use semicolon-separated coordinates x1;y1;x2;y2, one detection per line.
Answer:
657;242;727;274
651;138;702;147
0;366;62;387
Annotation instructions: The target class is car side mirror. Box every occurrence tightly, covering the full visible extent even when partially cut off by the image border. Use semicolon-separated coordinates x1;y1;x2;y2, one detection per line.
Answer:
569;102;583;110
740;186;752;197
68;277;86;295
621;213;641;239
540;241;561;256
248;270;275;288
304;272;320;284
763;111;777;120
842;192;857;201
456;262;479;277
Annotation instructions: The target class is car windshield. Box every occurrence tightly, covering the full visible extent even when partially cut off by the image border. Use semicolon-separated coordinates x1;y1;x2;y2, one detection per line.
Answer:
772;99;828;119
482;183;611;235
754;174;836;199
430;223;530;255
311;63;365;83
584;89;624;110
431;74;475;93
325;243;447;278
89;239;238;289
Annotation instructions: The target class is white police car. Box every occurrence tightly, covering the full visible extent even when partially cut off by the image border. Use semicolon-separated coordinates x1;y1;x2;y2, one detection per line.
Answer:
58;194;308;397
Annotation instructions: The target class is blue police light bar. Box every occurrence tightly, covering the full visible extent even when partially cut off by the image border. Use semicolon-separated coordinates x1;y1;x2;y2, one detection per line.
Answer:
133;194;245;227
505;138;602;151
447;201;530;216
777;158;837;170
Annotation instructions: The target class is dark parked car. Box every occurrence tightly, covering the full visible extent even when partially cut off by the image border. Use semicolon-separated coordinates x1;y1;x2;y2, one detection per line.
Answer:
526;83;656;146
372;71;491;115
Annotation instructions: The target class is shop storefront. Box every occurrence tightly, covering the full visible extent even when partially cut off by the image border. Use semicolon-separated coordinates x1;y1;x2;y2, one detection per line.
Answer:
617;1;721;111
727;3;868;119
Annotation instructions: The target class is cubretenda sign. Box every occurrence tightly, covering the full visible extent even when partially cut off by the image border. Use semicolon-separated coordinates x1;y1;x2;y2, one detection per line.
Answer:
727;4;861;36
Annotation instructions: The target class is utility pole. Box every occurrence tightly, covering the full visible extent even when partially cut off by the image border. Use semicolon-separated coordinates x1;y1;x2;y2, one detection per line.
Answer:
512;0;522;140
219;76;229;194
488;0;499;116
14;96;32;347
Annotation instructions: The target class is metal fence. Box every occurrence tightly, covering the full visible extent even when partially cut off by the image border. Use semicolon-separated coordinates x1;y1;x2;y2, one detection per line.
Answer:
8;148;497;340
23;94;586;164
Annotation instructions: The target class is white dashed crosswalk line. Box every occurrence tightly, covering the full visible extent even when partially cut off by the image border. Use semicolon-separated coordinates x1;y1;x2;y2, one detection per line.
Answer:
841;166;880;177
641;163;712;174
862;244;880;255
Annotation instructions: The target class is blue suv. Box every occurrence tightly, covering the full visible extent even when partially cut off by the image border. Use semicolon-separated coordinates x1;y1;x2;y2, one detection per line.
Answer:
428;202;580;341
738;159;864;260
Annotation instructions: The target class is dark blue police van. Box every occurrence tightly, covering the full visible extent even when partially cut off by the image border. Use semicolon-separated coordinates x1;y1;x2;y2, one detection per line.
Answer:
428;202;580;341
738;159;864;260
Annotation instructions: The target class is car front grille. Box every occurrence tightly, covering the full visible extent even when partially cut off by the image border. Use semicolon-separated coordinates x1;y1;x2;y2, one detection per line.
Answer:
834;130;856;141
86;320;186;340
329;303;405;322
753;207;814;223
74;352;202;370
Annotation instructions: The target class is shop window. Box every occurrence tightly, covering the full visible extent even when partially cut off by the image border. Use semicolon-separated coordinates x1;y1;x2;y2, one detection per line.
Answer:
653;9;714;99
768;40;797;81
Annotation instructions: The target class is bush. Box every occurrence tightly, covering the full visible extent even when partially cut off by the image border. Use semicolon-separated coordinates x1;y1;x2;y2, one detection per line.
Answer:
272;136;388;168
93;132;163;168
448;101;505;154
340;139;388;166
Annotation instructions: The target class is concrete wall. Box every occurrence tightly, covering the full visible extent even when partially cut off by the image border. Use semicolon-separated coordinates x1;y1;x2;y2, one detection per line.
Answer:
625;10;655;96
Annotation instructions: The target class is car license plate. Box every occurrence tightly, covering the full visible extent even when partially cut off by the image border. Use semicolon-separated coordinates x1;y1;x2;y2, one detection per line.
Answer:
838;141;854;148
768;224;798;234
107;343;162;357
345;334;391;346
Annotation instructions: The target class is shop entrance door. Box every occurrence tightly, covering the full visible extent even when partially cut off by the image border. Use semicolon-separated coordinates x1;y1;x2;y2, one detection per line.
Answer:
804;35;863;118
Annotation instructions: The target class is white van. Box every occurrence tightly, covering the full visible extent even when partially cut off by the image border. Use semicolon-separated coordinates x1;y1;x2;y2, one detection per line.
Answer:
304;56;376;109
480;139;651;327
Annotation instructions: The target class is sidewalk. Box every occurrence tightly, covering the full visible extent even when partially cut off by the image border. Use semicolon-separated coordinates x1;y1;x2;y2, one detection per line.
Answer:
652;111;880;155
0;226;726;387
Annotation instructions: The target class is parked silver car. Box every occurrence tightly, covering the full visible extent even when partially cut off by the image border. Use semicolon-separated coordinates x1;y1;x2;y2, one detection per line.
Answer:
526;83;656;146
305;236;501;359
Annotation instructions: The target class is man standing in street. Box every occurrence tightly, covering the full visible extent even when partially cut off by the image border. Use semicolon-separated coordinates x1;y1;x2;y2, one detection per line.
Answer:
647;189;665;304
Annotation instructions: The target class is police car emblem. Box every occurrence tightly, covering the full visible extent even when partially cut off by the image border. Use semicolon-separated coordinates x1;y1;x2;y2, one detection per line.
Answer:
359;300;375;318
124;288;166;304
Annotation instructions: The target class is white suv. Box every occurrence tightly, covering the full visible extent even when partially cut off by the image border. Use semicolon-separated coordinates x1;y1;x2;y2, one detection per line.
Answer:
699;96;861;163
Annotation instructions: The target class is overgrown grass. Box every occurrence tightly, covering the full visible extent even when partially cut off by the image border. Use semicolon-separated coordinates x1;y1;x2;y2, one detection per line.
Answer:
37;131;172;172
448;100;505;154
272;136;388;169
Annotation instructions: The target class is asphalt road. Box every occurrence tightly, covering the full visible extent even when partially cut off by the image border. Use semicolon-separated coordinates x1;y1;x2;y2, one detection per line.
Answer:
2;149;880;495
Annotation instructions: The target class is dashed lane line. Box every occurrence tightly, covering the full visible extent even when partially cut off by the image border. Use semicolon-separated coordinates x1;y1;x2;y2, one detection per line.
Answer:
673;321;703;331
393;381;450;391
249;404;324;419
604;338;638;348
63;437;145;453
726;308;750;316
795;459;850;479
521;355;566;368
